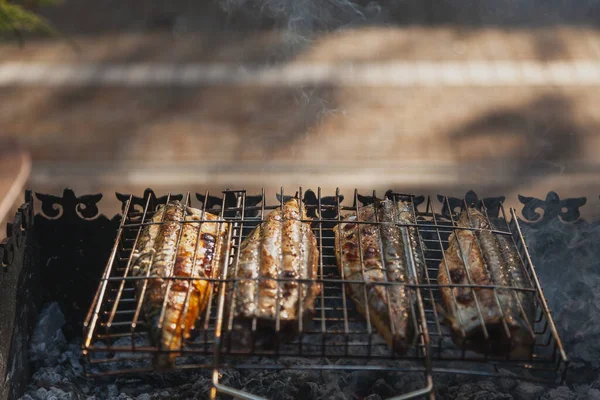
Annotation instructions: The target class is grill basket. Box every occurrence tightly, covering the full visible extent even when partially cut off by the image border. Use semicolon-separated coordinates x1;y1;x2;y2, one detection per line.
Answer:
80;188;568;400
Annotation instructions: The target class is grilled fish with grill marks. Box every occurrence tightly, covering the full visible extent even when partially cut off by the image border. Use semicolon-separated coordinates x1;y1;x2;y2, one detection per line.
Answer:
226;198;320;345
437;208;535;357
132;201;229;369
334;199;419;355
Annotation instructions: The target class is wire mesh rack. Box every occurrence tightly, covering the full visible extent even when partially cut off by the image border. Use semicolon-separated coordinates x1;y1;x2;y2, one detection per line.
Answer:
81;188;567;400
410;193;568;383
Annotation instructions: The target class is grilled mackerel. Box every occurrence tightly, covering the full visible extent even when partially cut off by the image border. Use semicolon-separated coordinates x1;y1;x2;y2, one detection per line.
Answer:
227;198;320;341
334;199;422;355
437;208;535;357
132;201;229;369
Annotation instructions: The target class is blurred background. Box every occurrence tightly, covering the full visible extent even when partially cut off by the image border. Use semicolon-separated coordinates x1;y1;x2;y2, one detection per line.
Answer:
1;0;600;218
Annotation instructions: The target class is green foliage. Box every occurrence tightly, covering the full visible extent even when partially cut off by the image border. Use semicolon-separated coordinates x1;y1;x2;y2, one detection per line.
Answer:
0;0;60;39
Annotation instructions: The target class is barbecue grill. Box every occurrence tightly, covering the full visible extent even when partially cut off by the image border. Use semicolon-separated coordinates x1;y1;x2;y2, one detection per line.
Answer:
0;188;578;400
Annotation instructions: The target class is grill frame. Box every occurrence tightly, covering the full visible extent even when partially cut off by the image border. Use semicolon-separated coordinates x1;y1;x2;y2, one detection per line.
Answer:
80;188;568;400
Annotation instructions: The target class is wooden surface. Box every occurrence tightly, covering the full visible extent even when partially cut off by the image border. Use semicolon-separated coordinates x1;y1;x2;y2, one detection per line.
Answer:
0;146;31;242
1;27;599;221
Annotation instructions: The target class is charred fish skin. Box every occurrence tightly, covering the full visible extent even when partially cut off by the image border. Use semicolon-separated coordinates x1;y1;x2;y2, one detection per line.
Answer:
133;201;185;369
438;209;535;357
437;219;497;349
378;200;418;353
334;200;415;355
132;201;229;369
227;198;320;343
184;207;230;323
466;209;535;357
229;224;262;320
155;206;229;368
279;199;320;322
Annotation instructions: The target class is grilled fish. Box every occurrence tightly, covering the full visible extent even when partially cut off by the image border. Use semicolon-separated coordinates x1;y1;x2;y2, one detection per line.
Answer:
132;201;229;369
334;199;419;355
226;198;320;343
437;208;535;357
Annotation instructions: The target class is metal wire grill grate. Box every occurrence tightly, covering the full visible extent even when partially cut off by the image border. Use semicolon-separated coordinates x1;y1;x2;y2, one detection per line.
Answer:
81;188;567;399
409;194;567;383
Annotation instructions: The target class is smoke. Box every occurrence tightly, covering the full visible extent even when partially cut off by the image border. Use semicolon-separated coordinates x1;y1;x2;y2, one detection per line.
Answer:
219;0;381;31
218;0;388;63
521;219;600;372
215;1;390;154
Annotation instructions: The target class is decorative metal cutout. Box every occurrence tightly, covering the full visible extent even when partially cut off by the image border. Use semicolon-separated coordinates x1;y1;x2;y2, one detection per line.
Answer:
276;189;344;219
116;188;183;215
438;190;506;218
198;191;263;218
33;190;119;338
36;189;103;221
347;192;425;216
0;191;33;270
519;191;587;225
196;192;228;211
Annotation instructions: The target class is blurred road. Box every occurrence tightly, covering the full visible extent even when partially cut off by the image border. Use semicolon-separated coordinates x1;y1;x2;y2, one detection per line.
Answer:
1;1;599;217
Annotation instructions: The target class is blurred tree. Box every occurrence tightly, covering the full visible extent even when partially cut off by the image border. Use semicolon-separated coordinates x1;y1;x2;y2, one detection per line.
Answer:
0;0;60;43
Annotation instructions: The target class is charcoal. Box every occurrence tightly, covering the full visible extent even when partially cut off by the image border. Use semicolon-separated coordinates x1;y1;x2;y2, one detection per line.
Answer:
445;381;514;400
540;386;579;400
392;372;426;393
514;382;545;400
296;381;320;400
29;303;67;368
30;387;74;400
107;385;119;398
344;370;378;397
495;370;520;393
369;378;396;398
31;368;66;387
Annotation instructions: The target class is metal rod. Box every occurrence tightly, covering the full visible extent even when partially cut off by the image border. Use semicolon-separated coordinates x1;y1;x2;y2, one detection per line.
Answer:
211;191;245;400
83;196;134;350
463;202;512;349
408;196;442;338
107;195;153;328
373;190;397;356
317;187;327;355
398;201;433;387
335;187;350;356
353;189;374;342
274;187;284;356
429;198;468;339
130;193;173;343
510;208;568;366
